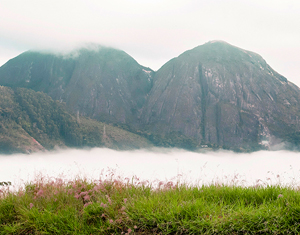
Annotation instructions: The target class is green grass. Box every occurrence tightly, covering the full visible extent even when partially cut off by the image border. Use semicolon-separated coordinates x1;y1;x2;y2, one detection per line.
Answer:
1;175;300;234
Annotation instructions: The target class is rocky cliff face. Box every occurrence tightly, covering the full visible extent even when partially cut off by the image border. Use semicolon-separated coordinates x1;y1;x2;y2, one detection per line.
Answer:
140;41;300;150
0;45;153;125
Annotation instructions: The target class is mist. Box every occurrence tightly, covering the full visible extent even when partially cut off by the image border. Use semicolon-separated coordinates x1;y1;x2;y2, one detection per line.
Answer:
1;148;300;190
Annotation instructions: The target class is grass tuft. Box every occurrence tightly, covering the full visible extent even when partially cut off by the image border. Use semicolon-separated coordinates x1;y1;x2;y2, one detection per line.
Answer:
1;174;300;234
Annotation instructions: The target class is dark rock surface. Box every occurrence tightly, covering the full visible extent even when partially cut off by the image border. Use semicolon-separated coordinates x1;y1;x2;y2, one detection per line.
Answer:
140;41;300;150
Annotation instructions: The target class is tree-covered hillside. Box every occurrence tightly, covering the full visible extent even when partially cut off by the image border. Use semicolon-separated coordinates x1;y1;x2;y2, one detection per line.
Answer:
0;86;152;154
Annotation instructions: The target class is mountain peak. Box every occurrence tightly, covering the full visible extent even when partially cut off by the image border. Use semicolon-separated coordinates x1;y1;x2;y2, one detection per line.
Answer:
206;40;231;45
196;40;244;52
141;41;299;151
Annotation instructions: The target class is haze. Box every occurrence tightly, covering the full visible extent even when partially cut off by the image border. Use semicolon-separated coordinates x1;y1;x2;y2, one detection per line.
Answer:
1;0;300;86
1;148;300;190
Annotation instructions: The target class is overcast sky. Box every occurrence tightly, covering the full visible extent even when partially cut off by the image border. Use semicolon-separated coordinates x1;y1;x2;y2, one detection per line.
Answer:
1;0;300;85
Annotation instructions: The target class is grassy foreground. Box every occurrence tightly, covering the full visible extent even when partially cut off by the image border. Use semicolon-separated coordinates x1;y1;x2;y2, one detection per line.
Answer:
1;175;300;235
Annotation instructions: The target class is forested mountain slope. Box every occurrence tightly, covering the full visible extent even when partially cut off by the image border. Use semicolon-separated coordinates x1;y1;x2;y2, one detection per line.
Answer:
0;86;152;154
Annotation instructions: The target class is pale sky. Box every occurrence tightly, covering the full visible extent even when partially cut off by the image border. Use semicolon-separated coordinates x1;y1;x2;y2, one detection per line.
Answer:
1;0;300;85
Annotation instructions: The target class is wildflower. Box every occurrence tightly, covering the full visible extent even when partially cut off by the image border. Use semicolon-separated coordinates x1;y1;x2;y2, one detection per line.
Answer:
29;203;34;209
109;219;113;223
100;202;107;208
84;202;92;208
124;198;127;204
106;195;112;204
74;193;80;199
278;194;283;198
127;228;132;234
84;195;90;201
99;184;105;191
36;189;44;197
93;185;100;191
121;206;126;211
134;226;137;229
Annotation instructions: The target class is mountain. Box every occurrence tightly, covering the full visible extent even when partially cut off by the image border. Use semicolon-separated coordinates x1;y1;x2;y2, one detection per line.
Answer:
0;45;153;126
1;41;300;152
0;86;152;154
0;86;45;153
140;41;300;151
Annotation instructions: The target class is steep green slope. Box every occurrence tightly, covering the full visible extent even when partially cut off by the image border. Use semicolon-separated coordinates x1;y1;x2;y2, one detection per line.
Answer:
0;86;48;153
0;86;152;154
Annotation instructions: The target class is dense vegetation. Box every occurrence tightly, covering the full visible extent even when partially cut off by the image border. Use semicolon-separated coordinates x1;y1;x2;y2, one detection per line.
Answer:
0;84;202;154
0;86;152;154
1;175;300;234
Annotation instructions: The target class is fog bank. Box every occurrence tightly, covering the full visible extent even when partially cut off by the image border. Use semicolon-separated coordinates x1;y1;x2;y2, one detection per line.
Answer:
1;148;300;189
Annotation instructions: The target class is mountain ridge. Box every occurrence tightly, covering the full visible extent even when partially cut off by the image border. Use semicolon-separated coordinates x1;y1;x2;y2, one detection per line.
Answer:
1;41;300;152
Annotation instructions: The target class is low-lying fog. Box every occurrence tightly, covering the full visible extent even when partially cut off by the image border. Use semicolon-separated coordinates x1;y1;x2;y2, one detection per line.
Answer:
1;148;300;189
